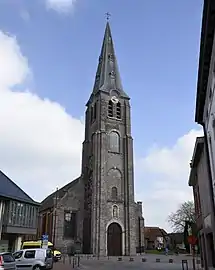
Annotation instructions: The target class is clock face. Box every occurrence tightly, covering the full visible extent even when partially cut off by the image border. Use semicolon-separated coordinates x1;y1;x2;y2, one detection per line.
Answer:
111;96;119;104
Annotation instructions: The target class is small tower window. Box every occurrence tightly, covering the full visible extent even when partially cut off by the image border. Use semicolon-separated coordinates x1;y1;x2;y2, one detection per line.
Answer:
109;131;120;152
111;187;118;200
113;205;118;218
90;107;94;123
94;102;97;120
108;100;113;117
116;102;121;119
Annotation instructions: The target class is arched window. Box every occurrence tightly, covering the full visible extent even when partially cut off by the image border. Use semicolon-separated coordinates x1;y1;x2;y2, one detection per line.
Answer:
108;100;113;117
109;131;120;152
112;205;118;218
116;102;121;119
90;107;93;123
111;187;118;200
94;102;97;120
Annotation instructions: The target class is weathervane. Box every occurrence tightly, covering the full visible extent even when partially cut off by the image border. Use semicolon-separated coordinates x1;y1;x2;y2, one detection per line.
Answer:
105;12;111;21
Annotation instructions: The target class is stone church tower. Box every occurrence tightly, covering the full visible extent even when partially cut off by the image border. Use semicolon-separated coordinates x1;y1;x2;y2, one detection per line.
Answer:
38;21;144;258
81;21;137;256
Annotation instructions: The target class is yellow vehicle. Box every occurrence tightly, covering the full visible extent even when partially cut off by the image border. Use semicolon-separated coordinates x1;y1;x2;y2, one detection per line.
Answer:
21;241;62;261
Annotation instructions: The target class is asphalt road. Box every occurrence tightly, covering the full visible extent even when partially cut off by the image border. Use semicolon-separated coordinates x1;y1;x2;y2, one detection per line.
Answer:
53;254;201;270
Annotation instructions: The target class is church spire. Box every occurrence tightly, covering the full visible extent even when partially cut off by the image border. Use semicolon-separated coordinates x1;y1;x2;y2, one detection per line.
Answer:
91;20;129;99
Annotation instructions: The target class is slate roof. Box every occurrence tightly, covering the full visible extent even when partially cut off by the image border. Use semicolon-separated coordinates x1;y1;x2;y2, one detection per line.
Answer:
0;170;39;205
87;22;129;106
40;176;81;212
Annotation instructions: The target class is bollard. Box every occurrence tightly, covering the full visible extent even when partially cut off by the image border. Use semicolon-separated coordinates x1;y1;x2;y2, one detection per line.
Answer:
169;259;173;263
72;257;75;268
156;258;160;262
182;259;188;270
129;257;134;262
118;257;122;261
69;256;72;265
142;258;147;262
78;256;80;267
63;255;65;264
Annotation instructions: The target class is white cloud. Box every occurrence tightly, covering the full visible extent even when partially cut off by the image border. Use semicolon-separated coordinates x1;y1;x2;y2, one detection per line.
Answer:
0;28;203;234
0;30;84;201
136;129;203;232
0;32;29;88
46;0;77;13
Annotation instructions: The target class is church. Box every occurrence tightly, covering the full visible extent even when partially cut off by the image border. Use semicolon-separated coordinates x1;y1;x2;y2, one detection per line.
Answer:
38;21;145;257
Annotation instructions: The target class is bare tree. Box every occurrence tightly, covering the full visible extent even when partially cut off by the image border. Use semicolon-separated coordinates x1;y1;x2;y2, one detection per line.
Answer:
167;201;195;232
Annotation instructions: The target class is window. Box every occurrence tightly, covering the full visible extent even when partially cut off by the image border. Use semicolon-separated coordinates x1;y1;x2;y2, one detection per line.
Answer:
64;211;77;239
116;102;121;119
90;107;93;123
111;187;118;200
46;250;53;259
108;54;114;61
209;87;212;100
94;102;97;120
65;212;71;222
3;254;15;262
24;250;36;259
108;100;113;117
13;251;23;260
113;205;118;218
109;131;120;152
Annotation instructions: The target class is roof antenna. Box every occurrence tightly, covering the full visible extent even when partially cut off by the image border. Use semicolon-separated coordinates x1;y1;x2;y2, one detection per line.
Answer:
105;12;111;21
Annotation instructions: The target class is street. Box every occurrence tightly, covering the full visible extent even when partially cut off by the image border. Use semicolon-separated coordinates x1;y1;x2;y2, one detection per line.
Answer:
53;254;202;270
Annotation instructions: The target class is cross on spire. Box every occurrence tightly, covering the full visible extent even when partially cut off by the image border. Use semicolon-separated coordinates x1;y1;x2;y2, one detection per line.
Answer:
105;12;111;21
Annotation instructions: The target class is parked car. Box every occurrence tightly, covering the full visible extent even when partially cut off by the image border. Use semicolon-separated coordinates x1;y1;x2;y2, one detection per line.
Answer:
0;252;16;270
13;248;53;270
21;241;61;262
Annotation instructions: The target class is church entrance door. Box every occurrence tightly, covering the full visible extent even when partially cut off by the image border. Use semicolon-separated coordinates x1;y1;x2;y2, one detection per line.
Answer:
107;222;122;256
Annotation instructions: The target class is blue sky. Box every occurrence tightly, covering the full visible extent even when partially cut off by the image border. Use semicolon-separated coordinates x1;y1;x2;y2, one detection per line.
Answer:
0;0;203;230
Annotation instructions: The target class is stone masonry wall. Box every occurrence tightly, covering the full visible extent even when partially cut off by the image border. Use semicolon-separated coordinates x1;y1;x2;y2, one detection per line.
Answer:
54;178;84;252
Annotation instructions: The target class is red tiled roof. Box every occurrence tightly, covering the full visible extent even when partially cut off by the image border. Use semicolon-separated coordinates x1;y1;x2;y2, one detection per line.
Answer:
144;227;168;241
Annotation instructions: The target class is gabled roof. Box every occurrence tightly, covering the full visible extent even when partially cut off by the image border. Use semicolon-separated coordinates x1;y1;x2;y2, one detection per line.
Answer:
144;227;168;241
40;177;81;212
0;170;39;205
